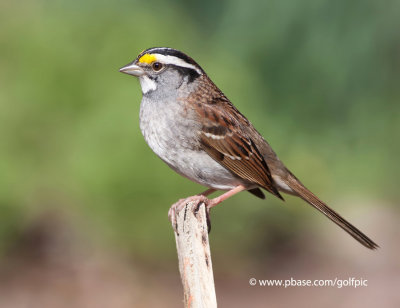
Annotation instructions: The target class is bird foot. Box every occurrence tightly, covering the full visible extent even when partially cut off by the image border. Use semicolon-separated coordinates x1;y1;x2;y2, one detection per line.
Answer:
168;195;211;234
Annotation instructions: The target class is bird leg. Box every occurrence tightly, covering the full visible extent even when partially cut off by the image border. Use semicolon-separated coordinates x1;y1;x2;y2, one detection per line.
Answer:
207;185;246;209
199;188;216;197
168;185;246;233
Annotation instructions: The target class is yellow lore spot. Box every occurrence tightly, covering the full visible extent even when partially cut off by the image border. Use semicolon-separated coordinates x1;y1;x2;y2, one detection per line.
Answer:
138;53;157;64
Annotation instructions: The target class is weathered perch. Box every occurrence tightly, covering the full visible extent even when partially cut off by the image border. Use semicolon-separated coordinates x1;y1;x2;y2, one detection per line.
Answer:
173;200;217;308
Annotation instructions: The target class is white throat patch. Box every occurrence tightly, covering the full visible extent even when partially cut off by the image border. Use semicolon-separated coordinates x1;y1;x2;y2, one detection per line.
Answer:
139;75;157;94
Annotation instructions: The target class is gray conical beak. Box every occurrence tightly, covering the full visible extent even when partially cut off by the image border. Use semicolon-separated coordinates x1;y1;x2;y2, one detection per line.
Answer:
119;62;145;77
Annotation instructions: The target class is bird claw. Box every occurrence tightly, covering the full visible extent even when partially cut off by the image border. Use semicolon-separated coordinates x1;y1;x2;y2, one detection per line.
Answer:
168;195;211;234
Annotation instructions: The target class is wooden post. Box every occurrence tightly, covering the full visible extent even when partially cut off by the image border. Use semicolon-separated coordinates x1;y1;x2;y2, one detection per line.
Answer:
173;201;217;308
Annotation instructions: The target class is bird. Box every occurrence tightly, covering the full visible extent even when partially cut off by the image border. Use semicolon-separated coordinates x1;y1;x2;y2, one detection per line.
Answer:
119;47;378;250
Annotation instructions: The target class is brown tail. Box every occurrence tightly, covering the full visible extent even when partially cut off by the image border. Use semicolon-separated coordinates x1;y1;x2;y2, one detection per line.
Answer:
285;174;378;250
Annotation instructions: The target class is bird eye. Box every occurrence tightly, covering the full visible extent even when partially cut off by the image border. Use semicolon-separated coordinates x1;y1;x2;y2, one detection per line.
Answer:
152;62;163;71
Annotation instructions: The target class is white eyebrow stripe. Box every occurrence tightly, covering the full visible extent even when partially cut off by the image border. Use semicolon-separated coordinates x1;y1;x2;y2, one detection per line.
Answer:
153;54;202;74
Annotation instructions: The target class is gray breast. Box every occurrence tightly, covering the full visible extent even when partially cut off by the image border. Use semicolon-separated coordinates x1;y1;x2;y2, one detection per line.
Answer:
139;96;243;190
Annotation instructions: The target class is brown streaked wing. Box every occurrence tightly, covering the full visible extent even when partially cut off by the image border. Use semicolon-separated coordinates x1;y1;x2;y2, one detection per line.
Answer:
198;103;283;200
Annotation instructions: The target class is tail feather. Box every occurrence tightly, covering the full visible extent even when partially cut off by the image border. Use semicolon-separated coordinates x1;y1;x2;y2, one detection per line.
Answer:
285;174;378;250
248;188;266;199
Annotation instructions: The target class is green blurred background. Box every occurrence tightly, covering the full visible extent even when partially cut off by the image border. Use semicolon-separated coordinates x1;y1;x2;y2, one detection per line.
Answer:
0;0;399;307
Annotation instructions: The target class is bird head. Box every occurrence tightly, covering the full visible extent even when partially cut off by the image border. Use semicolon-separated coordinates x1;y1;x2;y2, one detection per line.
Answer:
119;47;204;95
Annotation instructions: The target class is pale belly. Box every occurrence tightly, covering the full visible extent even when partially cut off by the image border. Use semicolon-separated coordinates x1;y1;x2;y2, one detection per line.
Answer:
139;97;243;190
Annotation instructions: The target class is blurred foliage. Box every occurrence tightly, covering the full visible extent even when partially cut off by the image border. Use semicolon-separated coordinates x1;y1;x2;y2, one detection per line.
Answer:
0;0;399;265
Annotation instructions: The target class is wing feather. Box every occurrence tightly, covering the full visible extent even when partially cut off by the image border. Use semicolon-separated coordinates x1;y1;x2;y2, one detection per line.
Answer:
197;101;283;200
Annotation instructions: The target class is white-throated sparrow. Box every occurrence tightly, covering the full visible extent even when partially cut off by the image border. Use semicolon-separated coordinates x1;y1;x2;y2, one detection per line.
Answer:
120;47;378;249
